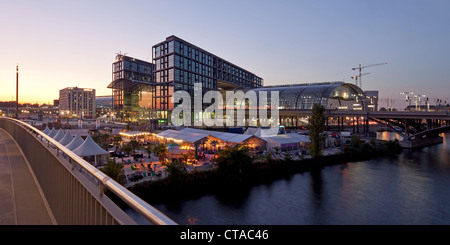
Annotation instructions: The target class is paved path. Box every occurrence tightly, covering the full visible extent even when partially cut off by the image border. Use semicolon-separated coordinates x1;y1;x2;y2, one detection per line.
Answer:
0;129;54;225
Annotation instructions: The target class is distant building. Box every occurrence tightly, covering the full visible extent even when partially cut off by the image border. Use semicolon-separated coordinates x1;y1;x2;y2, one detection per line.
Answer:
95;95;113;109
364;90;379;111
108;35;263;124
95;95;113;118
59;87;96;118
152;35;263;124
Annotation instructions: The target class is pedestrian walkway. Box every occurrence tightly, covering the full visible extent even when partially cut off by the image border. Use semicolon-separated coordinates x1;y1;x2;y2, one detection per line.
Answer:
0;128;54;225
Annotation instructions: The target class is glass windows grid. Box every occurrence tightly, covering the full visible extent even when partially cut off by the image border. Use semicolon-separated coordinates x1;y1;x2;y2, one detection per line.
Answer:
151;37;264;124
251;84;363;110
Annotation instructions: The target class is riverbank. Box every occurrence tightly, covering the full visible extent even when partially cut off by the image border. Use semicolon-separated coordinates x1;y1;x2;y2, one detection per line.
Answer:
124;139;402;205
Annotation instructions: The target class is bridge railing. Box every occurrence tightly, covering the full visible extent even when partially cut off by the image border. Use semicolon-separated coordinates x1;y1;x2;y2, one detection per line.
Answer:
0;117;177;225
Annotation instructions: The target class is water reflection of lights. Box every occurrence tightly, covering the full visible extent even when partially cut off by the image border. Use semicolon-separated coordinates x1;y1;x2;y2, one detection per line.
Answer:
377;131;403;141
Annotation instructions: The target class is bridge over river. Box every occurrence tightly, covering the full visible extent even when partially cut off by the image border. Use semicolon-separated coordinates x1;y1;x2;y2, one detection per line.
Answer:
278;109;450;148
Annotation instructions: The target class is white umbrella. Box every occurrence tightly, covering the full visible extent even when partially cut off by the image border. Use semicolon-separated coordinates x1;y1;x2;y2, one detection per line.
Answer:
59;131;74;146
66;134;84;151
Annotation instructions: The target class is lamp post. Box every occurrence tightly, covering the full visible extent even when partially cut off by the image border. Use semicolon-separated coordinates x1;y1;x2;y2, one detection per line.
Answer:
400;92;413;111
16;64;19;119
417;94;426;111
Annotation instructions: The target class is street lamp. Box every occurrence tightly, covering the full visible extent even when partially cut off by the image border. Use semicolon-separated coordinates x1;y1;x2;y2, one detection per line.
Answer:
414;94;426;111
400;92;413;111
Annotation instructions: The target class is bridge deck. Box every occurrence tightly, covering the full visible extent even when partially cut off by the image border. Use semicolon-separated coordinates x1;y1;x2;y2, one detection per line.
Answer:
0;128;54;225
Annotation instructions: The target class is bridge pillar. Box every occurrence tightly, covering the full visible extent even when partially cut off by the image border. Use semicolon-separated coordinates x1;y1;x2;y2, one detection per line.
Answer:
365;117;369;133
356;117;359;133
338;117;341;131
404;120;409;136
352;117;355;133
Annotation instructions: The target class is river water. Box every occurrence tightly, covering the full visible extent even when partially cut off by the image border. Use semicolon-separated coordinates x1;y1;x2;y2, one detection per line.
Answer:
126;132;450;225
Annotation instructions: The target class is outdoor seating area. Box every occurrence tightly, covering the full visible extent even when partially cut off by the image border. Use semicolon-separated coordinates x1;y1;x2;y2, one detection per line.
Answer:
40;124;322;187
126;162;164;183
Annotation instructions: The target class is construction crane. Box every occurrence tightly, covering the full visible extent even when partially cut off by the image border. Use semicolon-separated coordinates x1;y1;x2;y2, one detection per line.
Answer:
352;62;387;89
351;72;370;86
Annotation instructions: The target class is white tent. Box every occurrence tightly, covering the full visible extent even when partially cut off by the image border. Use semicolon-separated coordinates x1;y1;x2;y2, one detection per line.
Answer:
72;135;108;166
59;131;74;146
66;134;85;151
244;127;279;138
48;127;57;138
262;133;311;152
42;126;50;135
53;129;65;142
157;129;208;144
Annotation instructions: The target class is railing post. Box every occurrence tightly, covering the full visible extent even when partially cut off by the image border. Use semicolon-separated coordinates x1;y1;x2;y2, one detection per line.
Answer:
99;183;104;196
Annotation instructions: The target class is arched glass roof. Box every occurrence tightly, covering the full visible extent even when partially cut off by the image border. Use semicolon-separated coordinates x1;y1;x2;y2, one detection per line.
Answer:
248;82;365;110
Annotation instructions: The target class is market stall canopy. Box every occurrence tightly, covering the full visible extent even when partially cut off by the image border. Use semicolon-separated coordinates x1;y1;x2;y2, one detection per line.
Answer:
53;129;65;142
42;126;50;135
59;131;74;146
72;135;108;157
48;127;57;138
66;134;85;151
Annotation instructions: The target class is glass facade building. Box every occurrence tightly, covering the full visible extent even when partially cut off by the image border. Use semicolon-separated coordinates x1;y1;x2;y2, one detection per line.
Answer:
218;82;368;128
108;54;155;121
109;36;373;128
249;82;366;110
152;35;263;124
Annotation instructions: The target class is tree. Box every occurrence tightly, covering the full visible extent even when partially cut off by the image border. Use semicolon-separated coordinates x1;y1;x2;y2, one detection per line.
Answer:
165;160;187;179
181;152;194;164
100;157;125;185
145;145;153;158
274;146;281;155
113;135;122;151
214;144;253;182
283;153;292;162
153;144;168;163
129;140;139;153
308;103;326;158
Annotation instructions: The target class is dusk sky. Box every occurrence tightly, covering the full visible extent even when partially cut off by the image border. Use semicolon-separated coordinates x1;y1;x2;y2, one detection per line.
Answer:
1;0;449;109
